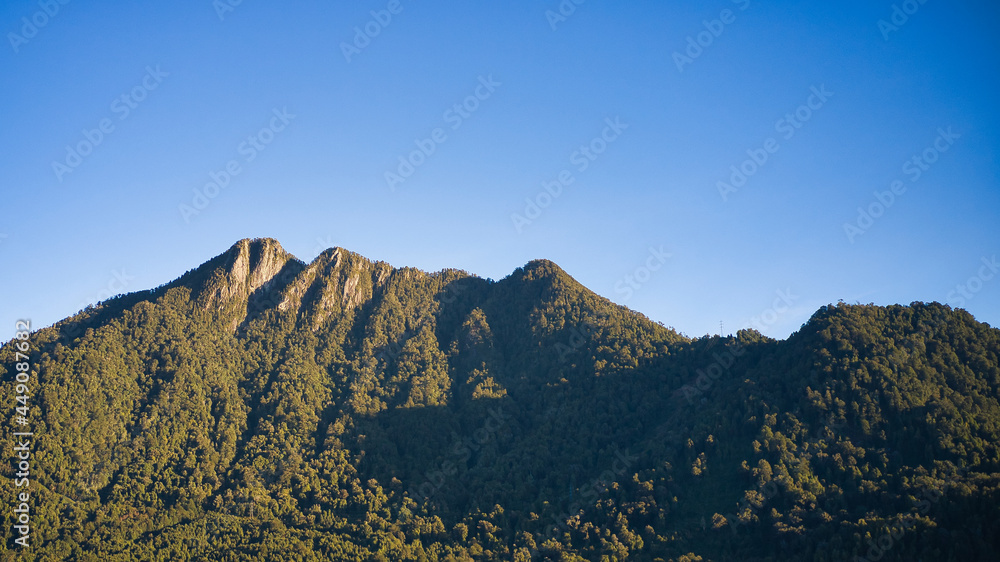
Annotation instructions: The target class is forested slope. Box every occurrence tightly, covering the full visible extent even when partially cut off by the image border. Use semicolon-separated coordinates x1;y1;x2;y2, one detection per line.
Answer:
1;238;997;561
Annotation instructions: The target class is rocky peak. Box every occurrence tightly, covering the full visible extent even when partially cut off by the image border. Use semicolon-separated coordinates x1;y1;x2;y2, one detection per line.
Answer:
200;238;300;309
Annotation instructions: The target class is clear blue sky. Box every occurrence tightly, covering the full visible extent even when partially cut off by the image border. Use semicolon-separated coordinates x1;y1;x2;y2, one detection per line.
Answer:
2;0;998;340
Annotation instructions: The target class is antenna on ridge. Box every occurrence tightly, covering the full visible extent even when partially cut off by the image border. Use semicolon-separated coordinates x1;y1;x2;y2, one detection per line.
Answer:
720;320;724;336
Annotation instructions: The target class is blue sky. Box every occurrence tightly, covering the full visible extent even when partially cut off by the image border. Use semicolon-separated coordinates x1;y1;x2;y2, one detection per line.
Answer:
2;0;998;340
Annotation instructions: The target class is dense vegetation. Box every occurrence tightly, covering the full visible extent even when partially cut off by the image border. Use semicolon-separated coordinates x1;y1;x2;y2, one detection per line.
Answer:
2;238;998;561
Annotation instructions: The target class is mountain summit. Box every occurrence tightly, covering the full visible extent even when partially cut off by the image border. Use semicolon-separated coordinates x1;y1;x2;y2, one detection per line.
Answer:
2;239;998;560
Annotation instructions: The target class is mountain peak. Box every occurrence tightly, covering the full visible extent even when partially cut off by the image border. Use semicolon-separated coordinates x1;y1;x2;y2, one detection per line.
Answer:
229;236;286;256
199;237;301;310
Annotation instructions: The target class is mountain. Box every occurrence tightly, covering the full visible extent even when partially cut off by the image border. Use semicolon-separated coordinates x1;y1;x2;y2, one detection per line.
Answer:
2;238;999;561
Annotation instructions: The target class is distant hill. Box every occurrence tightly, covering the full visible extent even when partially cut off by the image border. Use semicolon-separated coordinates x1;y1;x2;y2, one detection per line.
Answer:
2;238;998;561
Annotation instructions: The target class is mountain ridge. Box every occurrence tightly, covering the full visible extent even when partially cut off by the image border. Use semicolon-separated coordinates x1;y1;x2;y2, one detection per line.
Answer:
2;238;998;560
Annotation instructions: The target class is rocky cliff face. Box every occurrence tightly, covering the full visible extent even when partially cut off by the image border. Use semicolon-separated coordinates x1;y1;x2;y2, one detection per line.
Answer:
196;238;395;331
202;238;296;306
292;246;394;330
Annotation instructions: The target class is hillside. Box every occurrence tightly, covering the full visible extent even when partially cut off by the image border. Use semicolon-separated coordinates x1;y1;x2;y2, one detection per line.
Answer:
1;238;998;561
